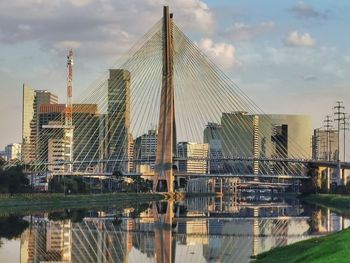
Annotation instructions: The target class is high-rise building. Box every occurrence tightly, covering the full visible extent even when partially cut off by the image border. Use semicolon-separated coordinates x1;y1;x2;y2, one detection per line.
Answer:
178;142;209;174
203;123;224;173
133;129;157;173
22;84;58;164
37;104;100;172
47;138;66;172
221;112;312;159
220;112;312;174
106;69;132;173
71;104;100;172
312;128;338;161
37;104;65;169
5;143;22;160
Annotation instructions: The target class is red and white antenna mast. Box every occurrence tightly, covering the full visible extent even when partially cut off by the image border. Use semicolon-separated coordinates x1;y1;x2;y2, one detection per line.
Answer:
65;49;74;174
66;49;73;126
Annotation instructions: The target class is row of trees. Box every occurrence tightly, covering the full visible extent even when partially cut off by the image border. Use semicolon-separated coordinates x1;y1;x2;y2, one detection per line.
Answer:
0;157;154;194
0;157;30;194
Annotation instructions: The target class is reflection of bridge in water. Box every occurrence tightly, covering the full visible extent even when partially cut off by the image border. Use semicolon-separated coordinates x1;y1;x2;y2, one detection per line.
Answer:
19;198;350;263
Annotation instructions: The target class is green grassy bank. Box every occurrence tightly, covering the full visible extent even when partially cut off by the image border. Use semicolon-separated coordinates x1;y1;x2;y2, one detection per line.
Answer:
301;194;350;215
252;228;350;263
0;192;165;216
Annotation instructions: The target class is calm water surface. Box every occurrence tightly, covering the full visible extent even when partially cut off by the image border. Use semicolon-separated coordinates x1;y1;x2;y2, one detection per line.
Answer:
0;195;349;263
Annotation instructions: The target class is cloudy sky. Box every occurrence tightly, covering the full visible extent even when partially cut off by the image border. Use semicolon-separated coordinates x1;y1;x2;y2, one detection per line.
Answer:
0;0;349;149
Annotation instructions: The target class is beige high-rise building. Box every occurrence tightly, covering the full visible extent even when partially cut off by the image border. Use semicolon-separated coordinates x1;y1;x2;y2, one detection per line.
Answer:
5;143;22;160
178;142;209;174
219;112;312;175
221;112;312;159
134;129;157;173
22;84;58;164
37;104;101;172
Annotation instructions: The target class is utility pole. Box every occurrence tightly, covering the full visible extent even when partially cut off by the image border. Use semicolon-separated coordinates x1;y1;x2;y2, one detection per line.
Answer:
334;101;345;185
324;116;333;191
324;116;333;161
341;113;349;161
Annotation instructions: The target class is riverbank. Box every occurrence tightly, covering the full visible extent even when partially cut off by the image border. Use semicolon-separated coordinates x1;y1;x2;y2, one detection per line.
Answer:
0;192;165;216
252;228;350;263
301;194;350;215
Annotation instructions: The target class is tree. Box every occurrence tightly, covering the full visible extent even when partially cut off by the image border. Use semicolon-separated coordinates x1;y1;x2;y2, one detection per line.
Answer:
49;176;89;194
0;157;5;170
0;165;30;193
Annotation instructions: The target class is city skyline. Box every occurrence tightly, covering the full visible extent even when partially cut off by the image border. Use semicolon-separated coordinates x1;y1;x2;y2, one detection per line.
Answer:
0;0;350;149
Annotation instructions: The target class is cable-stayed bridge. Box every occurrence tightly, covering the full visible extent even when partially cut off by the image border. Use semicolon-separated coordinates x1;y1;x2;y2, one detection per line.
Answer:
14;6;350;193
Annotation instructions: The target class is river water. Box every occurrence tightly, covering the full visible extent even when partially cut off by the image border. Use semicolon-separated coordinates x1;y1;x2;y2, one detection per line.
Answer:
0;195;348;263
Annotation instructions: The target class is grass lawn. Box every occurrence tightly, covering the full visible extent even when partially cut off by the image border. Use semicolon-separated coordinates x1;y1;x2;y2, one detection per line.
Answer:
252;228;350;263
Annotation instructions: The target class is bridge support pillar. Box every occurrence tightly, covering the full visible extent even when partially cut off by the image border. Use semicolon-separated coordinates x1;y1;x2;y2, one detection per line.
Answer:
341;168;347;186
326;167;330;192
153;6;176;194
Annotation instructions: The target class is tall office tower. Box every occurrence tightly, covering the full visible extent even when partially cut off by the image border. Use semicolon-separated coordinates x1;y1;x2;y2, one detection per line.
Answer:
272;124;288;158
271;124;288;173
178;142;209;174
221;112;312;174
106;69;131;173
22;84;58;164
312;128;338;161
221;112;312;158
203;123;224;173
72;104;100;172
5;143;22;160
133;129;158;173
127;133;134;172
37;104;65;170
37;104;100;172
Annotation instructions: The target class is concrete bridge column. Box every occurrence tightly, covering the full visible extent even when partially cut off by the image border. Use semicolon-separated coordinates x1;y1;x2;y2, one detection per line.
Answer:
341;168;347;185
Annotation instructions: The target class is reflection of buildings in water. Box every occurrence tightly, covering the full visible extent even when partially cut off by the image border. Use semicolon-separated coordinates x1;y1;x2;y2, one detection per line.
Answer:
19;201;350;263
202;205;312;263
20;228;36;263
178;213;208;245
72;219;127;263
47;220;71;262
185;196;239;214
311;208;350;234
20;219;72;263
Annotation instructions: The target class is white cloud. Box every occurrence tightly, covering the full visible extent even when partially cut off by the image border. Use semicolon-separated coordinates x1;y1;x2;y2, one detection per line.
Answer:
198;38;239;69
223;22;275;41
0;0;215;59
69;0;92;7
285;31;315;47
